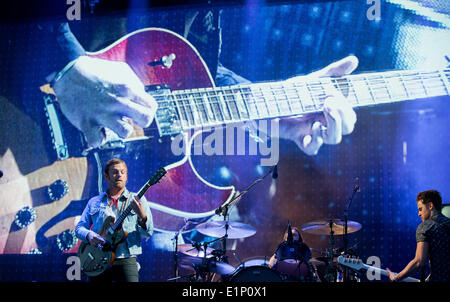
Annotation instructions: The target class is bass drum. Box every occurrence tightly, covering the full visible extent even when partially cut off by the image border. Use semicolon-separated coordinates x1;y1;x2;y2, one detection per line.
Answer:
239;256;270;268
229;266;282;282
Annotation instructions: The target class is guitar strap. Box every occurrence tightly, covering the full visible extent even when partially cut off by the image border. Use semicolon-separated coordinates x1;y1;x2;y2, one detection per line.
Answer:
119;193;131;216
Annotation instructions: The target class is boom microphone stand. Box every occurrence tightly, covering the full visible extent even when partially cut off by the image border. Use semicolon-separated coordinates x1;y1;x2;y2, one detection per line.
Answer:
213;165;277;263
171;219;191;282
342;184;359;282
215;165;276;216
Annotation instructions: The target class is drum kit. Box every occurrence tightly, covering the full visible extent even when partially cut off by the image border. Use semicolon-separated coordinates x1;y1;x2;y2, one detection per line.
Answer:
169;217;363;282
168;170;363;282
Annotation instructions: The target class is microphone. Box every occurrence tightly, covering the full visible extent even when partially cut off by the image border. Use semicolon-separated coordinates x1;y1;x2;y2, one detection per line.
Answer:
272;165;278;179
192;241;201;251
286;220;293;244
354;177;360;193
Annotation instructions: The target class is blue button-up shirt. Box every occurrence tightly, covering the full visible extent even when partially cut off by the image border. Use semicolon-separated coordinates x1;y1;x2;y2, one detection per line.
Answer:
75;188;153;257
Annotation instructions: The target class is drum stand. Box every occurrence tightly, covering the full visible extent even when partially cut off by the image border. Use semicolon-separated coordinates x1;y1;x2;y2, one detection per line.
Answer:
342;185;359;282
170;219;191;282
218;207;230;264
324;220;338;282
213;165;276;264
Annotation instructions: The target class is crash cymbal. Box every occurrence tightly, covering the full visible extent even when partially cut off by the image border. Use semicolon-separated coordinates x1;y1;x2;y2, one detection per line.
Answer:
179;256;236;275
301;219;362;235
177;244;214;258
196;221;256;239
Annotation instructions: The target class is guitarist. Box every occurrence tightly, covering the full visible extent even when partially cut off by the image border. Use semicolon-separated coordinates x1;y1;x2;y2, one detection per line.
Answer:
75;158;154;282
387;190;450;282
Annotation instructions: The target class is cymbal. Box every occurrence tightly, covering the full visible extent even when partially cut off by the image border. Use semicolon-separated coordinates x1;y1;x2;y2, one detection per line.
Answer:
177;244;214;258
196;221;256;239
301;219;362;235
179;256;236;275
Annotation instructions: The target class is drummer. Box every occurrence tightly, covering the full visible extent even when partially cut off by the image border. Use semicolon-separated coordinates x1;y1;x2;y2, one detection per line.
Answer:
268;225;318;282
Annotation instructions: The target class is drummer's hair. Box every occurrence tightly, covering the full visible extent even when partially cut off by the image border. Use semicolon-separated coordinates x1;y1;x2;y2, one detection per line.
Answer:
283;227;302;241
417;190;442;212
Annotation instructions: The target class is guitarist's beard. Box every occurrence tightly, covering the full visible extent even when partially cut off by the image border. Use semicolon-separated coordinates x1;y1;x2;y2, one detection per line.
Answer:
107;180;126;195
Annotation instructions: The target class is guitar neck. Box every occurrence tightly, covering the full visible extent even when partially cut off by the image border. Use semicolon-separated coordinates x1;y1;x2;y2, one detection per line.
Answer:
110;177;157;231
361;263;420;282
155;68;450;136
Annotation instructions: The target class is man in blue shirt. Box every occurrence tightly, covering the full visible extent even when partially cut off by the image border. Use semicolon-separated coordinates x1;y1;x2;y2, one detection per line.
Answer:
75;158;153;282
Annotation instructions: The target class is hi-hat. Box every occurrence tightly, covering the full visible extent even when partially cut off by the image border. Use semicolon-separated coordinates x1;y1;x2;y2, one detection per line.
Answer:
196;221;256;239
301;219;362;235
177;244;214;258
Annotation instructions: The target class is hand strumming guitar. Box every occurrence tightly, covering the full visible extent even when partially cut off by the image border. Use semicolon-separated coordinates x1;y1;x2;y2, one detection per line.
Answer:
86;231;106;247
53;56;158;148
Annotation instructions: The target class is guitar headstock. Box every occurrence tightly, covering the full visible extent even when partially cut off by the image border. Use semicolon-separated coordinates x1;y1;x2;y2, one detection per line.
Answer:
337;255;364;271
149;167;167;185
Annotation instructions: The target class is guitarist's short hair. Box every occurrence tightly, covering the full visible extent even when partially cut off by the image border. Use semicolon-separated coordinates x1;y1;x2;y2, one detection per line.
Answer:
104;158;127;175
417;190;442;212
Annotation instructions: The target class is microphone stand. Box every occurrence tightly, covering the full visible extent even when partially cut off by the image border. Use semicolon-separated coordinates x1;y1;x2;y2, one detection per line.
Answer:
220;206;230;264
215;166;275;216
213;166;276;264
171;219;191;282
342;185;359;282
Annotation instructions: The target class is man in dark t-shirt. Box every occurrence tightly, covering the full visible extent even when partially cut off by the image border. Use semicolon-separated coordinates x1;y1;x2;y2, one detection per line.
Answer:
387;190;450;282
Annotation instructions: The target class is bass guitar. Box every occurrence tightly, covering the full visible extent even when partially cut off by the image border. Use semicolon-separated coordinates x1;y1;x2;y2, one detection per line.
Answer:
337;255;420;282
77;167;166;277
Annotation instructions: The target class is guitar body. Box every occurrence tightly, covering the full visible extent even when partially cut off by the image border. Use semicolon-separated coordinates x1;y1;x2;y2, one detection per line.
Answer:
77;217;127;277
77;242;113;277
88;28;215;91
86;28;236;233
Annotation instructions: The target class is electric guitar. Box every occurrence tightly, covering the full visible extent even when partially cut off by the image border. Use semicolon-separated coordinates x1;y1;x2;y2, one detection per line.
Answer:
77;167;166;277
337;255;420;282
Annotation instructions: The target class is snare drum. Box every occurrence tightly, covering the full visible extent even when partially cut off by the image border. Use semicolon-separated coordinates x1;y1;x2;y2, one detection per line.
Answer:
229;266;282;282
